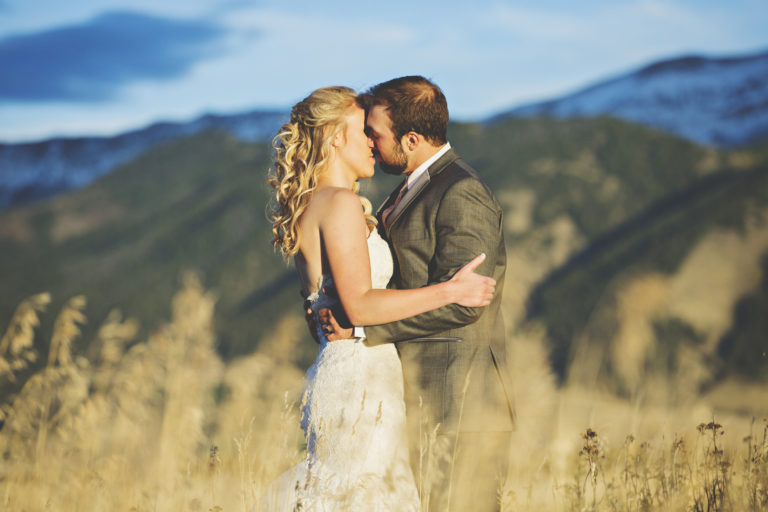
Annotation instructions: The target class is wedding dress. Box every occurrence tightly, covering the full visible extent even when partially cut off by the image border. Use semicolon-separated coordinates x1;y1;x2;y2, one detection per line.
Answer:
261;228;420;511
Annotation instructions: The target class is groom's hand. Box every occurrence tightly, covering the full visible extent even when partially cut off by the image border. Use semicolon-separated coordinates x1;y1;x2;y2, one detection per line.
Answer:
317;306;354;341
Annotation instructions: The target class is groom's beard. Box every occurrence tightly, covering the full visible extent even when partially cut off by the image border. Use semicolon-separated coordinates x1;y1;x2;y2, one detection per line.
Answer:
377;143;408;175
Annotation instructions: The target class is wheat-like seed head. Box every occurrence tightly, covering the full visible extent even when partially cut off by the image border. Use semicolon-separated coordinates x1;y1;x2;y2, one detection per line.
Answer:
49;295;87;367
0;292;50;381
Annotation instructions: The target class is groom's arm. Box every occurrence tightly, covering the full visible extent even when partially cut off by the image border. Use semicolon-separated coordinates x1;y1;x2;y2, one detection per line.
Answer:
363;176;504;344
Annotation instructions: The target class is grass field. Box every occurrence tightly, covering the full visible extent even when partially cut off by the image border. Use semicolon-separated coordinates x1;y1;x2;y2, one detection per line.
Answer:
1;277;766;511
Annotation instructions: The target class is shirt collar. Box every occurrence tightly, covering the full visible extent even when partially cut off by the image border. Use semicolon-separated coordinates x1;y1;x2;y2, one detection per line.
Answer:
405;142;451;189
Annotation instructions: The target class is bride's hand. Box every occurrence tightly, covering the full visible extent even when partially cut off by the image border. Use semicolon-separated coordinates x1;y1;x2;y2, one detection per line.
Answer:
448;253;496;307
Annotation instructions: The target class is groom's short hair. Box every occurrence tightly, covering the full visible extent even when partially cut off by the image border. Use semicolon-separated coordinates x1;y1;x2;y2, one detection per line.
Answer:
364;76;448;146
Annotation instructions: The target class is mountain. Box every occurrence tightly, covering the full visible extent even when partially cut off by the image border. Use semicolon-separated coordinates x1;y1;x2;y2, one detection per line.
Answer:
525;164;768;389
496;49;768;149
1;117;767;396
0;132;292;365
0;109;287;211
3;49;766;215
447;117;768;389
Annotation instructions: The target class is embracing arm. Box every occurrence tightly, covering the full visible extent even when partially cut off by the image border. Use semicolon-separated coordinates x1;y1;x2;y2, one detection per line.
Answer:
363;177;504;343
322;188;494;326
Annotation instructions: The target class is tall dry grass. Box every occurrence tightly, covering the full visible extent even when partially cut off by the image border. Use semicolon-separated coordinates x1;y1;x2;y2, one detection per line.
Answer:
0;273;304;511
0;275;766;511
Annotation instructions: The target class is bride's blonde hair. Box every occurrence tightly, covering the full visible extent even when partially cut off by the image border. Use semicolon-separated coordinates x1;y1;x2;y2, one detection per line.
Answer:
267;86;377;259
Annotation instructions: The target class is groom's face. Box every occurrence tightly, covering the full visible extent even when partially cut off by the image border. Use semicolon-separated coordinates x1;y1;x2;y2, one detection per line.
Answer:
366;105;408;175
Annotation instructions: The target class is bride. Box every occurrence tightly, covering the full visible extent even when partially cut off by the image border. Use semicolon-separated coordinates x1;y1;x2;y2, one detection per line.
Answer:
262;86;495;511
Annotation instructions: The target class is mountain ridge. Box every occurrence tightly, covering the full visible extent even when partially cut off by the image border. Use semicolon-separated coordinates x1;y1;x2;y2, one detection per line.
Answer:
0;109;288;210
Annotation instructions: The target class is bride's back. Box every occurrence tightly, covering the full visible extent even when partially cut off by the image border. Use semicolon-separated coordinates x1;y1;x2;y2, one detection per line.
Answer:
295;185;374;302
294;187;341;298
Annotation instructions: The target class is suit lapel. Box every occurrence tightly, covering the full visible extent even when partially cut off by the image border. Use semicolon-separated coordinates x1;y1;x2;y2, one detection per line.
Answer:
385;170;429;234
376;178;406;224
384;148;460;236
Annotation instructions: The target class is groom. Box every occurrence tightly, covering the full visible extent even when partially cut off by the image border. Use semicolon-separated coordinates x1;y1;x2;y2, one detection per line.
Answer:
320;76;514;511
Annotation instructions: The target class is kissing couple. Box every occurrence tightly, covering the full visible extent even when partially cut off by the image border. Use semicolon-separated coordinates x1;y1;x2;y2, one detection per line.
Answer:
264;76;515;511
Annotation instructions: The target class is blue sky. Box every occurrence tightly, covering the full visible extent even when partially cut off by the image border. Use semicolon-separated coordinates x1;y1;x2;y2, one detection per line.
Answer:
1;0;766;142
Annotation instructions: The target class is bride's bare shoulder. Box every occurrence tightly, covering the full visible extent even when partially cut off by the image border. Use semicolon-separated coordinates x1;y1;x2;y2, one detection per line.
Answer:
313;187;364;216
313;186;357;201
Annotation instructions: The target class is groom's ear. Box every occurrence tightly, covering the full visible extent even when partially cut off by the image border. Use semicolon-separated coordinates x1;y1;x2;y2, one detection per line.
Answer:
401;131;420;152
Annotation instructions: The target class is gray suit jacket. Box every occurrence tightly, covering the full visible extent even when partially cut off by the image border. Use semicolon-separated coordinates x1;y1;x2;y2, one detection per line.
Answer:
364;148;515;433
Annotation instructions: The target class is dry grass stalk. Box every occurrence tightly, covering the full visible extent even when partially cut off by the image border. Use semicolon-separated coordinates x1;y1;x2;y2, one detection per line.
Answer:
0;292;49;383
743;418;768;511
48;295;87;367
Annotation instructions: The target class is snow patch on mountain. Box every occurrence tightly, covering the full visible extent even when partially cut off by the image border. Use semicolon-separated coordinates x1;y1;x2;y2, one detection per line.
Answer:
499;50;768;148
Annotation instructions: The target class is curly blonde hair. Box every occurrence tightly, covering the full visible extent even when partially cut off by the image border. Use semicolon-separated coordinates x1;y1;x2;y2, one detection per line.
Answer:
267;86;377;259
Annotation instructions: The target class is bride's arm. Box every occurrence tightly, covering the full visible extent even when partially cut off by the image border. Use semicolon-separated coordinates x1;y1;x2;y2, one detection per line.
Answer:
320;188;493;326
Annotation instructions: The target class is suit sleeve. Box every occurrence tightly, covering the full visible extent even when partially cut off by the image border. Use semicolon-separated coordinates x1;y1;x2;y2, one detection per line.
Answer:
363;176;503;343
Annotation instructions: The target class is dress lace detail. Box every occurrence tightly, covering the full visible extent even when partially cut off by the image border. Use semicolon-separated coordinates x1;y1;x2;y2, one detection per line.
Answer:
261;229;419;511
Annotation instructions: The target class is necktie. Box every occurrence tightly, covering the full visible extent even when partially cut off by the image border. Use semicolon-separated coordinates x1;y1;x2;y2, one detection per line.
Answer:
382;183;408;229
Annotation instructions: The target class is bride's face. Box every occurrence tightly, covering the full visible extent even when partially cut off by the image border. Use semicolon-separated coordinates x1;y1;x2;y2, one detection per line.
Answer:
337;106;376;180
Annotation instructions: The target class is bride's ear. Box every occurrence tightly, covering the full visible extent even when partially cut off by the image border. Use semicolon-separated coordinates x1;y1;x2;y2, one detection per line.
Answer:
332;129;345;149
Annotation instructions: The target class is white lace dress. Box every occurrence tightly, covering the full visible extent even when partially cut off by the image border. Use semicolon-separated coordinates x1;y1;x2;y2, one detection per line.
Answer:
261;229;420;511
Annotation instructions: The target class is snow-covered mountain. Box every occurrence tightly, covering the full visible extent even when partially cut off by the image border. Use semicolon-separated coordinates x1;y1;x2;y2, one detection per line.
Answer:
0;110;287;210
496;49;768;148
